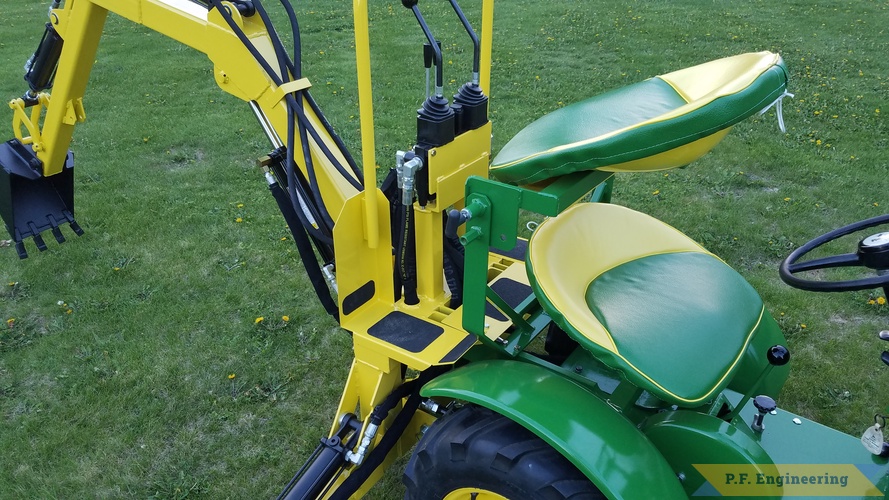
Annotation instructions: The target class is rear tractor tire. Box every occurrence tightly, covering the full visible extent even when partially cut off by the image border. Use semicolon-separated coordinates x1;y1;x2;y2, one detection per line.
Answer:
403;405;605;500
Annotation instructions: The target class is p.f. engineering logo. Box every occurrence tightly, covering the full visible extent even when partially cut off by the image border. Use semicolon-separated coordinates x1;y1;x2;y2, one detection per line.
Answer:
692;464;884;497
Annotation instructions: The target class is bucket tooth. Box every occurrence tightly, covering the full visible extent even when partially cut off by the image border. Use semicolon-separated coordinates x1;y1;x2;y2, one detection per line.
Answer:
0;139;80;258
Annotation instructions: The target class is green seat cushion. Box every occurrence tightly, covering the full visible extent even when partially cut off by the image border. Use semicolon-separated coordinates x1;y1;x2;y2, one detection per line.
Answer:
491;51;789;185
584;252;764;405
526;203;766;406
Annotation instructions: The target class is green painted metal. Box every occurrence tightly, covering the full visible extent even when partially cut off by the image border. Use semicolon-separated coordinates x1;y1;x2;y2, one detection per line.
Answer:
460;170;613;341
422;359;687;500
641;409;776;497
732;393;889;498
726;310;790;398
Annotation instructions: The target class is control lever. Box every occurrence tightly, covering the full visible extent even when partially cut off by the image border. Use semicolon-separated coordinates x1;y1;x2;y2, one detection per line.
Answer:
751;395;777;432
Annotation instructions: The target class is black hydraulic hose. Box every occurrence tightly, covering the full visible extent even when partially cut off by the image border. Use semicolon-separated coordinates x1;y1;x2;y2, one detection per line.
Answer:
273;1;360;184
398;204;419;305
208;0;363;192
269;152;334;247
327;367;447;500
252;1;338;232
276;0;303;78
269;178;339;320
304;93;363;183
285;116;335;244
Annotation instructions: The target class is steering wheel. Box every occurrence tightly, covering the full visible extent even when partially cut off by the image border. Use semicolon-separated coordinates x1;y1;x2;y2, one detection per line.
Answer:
779;214;889;293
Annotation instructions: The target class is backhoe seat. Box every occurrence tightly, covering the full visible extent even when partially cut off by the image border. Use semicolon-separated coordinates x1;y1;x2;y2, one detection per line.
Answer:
491;51;789;185
526;203;766;407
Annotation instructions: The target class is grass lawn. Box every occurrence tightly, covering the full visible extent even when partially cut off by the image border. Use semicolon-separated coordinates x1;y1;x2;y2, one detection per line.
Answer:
1;0;888;498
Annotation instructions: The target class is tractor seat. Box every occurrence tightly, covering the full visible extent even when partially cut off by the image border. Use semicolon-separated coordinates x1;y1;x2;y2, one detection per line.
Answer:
491;51;789;185
526;203;766;406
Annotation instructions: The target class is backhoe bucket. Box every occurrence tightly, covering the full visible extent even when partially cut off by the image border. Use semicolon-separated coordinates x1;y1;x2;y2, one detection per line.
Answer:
0;139;80;259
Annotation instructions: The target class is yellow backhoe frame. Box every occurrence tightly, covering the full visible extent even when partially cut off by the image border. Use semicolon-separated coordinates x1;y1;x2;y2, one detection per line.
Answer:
9;0;497;495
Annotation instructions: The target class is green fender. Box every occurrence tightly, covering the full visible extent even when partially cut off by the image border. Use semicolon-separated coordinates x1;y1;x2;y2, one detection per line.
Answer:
421;359;686;500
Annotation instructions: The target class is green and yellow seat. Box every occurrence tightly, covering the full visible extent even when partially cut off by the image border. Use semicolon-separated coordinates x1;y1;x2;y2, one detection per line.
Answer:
490;51;789;185
526;203;766;406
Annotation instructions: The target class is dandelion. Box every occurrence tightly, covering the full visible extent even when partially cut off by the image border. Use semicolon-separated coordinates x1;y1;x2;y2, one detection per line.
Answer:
280;237;287;241
652;189;660;195
282;315;290;322
113;267;121;271
235;217;243;223
784;197;791;202
879;297;887;305
66;309;72;315
254;317;264;324
869;299;877;305
800;324;807;329
8;281;17;287
874;203;880;207
236;203;244;208
6;318;14;329
228;373;236;380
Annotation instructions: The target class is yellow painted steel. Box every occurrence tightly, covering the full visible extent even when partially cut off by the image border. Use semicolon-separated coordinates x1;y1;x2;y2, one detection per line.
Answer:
444;488;509;500
353;0;380;248
11;1;500;497
38;1;107;176
480;0;494;94
31;0;359;220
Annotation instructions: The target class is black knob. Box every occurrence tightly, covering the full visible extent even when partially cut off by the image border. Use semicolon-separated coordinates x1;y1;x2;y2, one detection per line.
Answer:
753;395;777;414
767;345;790;366
402;0;419;8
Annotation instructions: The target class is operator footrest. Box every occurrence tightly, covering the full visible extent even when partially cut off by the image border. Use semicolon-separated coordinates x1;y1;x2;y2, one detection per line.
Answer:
0;139;81;259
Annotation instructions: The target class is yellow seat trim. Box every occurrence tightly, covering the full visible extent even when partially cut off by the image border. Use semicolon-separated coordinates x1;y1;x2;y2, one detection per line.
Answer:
527;203;710;353
491;51;781;174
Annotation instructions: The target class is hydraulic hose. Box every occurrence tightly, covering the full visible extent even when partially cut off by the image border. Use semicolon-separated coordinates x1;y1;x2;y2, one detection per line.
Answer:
268;175;339;320
327;367;447;500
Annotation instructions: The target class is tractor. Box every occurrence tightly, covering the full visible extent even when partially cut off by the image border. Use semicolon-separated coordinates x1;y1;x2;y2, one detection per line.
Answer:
2;0;889;498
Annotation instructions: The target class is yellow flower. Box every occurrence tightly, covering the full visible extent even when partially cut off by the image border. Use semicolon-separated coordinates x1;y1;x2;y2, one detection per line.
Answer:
282;315;290;322
65;309;72;315
113;267;121;271
800;324;807;329
235;217;243;223
652;189;660;195
6;318;14;328
878;297;887;305
228;373;236;380
236;203;244;208
7;282;16;287
784;197;791;201
254;317;264;324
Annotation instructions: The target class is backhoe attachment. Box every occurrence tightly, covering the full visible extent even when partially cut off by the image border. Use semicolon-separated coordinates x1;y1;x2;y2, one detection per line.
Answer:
0;138;81;259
